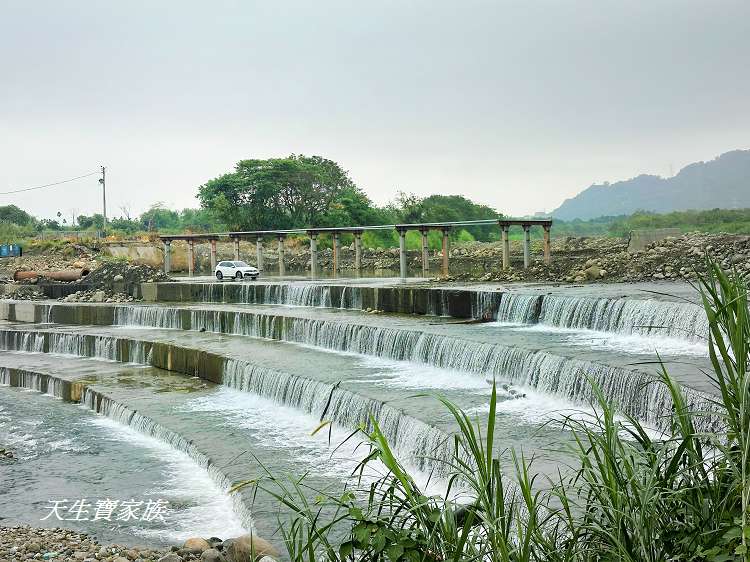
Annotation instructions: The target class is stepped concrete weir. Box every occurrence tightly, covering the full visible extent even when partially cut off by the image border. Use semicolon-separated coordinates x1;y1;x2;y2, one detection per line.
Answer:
160;218;553;278
1;275;724;543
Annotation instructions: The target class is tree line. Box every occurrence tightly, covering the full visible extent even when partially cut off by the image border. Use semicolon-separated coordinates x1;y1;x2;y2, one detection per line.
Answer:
0;154;502;247
4;154;748;244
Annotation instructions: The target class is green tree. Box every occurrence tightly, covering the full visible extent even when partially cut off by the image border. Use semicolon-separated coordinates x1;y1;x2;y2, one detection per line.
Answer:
0;205;34;226
198;155;362;230
76;214;105;230
139;204;180;231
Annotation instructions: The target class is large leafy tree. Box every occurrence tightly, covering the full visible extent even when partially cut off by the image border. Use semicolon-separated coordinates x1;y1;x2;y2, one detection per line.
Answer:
0;204;34;226
389;193;500;240
198;155;363;230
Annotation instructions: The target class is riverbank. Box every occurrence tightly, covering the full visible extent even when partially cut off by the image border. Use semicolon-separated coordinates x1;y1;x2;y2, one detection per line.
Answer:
0;526;278;562
0;525;172;562
2;232;749;286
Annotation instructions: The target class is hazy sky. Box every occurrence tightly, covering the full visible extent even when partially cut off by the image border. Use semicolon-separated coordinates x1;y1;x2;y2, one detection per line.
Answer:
1;1;748;222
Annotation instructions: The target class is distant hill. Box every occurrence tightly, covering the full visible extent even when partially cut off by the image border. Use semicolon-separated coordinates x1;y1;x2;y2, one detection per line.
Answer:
552;150;750;221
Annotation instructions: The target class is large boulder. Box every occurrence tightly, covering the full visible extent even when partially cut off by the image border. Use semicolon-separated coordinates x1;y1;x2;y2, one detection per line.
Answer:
223;534;279;561
584;265;602;280
201;549;226;562
183;538;211;552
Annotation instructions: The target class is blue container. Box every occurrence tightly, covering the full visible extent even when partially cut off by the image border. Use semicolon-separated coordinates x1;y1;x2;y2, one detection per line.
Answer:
0;244;21;257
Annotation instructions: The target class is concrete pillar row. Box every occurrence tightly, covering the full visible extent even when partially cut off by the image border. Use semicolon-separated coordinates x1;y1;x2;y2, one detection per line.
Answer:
233;238;240;261
354;232;362;271
420;229;430;275
501;226;510;270
256;238;264;270
210;239;218;271
163;241;171;274
277;236;285;276
187;240;195;277
543;226;551;265
398;229;407;279
523;225;531;269
309;234;318;278
332;233;340;275
441;228;450;277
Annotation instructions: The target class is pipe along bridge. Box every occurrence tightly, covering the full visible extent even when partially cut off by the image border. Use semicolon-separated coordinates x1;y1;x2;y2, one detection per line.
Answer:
159;218;552;278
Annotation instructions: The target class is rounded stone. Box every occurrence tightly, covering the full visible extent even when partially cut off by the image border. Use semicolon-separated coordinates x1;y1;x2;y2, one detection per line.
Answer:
183;538;210;552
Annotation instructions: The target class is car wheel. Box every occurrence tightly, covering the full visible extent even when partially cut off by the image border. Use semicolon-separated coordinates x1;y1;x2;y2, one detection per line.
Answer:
251;276;258;281
235;271;243;280
216;271;223;280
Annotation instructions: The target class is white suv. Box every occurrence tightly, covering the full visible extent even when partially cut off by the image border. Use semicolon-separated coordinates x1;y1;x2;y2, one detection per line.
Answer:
215;261;259;281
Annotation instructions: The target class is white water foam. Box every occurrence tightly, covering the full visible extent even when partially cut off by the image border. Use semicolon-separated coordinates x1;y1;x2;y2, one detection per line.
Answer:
490;322;709;357
180;386;450;497
356;356;491;391
87;415;247;542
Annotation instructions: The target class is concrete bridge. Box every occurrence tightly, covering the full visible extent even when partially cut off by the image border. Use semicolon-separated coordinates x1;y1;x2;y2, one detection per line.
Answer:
159;218;552;278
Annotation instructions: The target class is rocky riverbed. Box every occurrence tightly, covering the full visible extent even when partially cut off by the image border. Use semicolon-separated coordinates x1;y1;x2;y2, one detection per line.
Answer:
2;232;749;288
0;526;279;562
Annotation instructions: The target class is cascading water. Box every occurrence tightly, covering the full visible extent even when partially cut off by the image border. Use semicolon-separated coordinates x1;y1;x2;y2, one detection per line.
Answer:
0;330;46;353
199;283;338;308
494;292;709;341
538;295;709;341
166;282;497;318
108;307;721;433
80;387;255;530
0;364;254;531
470;291;503;320
221;359;453;474
495;294;543;324
340;286;363;310
114;305;183;330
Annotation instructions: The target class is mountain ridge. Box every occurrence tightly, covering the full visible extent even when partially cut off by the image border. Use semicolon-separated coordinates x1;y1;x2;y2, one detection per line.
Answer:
552;150;750;221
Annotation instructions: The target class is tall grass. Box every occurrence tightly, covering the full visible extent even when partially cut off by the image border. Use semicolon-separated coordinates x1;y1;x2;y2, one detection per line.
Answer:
237;260;748;561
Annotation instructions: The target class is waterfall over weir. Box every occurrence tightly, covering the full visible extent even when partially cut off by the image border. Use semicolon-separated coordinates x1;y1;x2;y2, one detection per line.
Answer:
222;360;453;474
0;365;254;530
177;282;500;319
81;388;254;529
0;335;455;476
495;293;709;341
110;307;721;434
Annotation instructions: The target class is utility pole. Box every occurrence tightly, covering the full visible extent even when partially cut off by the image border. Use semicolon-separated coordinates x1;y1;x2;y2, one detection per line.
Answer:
99;165;107;230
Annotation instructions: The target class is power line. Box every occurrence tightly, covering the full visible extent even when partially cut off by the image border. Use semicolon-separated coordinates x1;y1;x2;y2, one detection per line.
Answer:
0;171;100;195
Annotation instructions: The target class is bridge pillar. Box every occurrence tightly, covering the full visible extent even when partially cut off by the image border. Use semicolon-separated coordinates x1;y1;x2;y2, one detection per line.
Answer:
543;225;551;264
441;228;450;276
256;238;264;270
501;226;510;269
187;239;195;277
523;225;531;269
277;236;285;276
354;232;362;271
398;229;407;279
309;234;318;278
163;241;171;274
333;233;340;275
209;239;217;271
420;229;429;275
233;237;240;261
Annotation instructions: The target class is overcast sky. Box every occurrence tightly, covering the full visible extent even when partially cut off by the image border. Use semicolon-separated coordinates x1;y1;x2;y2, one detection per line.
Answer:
1;1;748;222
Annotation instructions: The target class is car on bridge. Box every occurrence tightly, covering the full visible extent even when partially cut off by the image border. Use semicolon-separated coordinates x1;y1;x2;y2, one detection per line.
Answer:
215;261;259;281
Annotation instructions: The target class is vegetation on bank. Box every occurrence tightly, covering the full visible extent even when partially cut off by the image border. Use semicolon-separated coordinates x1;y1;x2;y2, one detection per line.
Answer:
554;208;750;238
2;154;749;248
237;261;749;561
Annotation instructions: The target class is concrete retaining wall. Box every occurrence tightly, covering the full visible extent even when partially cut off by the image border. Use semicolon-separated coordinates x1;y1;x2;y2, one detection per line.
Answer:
142;282;482;318
628;228;682;254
